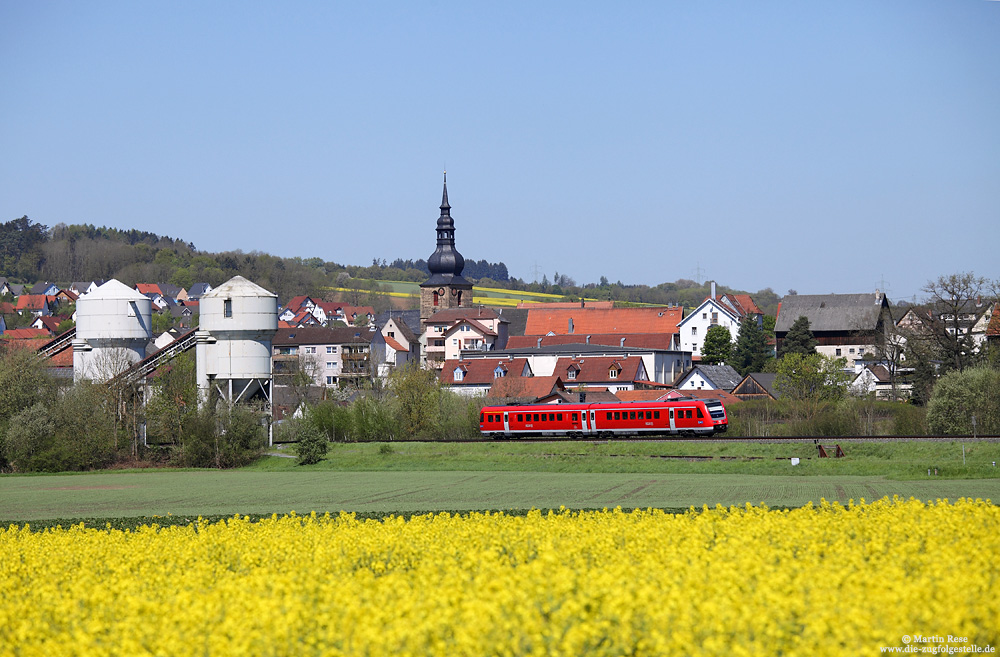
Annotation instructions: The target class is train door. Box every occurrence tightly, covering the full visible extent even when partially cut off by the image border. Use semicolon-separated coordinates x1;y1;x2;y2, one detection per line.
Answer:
503;412;510;436
669;408;675;433
589;410;597;436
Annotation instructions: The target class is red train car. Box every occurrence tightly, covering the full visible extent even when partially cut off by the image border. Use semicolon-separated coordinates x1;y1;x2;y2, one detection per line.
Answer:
479;398;728;439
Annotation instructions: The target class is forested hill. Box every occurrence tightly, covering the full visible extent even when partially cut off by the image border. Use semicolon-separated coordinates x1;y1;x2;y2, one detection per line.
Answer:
0;216;512;304
0;215;780;315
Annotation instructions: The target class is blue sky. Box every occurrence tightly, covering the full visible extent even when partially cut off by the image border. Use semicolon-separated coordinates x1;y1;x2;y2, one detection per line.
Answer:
2;1;997;302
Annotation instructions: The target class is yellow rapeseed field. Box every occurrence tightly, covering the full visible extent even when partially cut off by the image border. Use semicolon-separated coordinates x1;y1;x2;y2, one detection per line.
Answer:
1;497;997;656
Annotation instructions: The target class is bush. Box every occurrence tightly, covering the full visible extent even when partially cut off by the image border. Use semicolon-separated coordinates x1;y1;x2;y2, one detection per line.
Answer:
927;365;1000;435
293;419;328;465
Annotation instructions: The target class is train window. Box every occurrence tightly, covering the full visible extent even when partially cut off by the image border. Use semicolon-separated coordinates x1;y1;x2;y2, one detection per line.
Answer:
654;411;660;419
480;413;484;423
614;412;621;420
646;411;652;419
533;414;539;422
517;414;523;422
697;408;704;418
607;412;612;420
686;410;693;419
571;413;577;421
629;412;636;420
557;413;563;421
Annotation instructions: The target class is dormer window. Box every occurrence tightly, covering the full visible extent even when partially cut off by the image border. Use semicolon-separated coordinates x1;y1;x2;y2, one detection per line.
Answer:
567;370;577;380
453;368;464;382
609;368;619;379
494;366;506;379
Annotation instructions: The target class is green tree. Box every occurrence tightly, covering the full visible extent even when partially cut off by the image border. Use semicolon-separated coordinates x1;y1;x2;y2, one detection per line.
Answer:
730;315;772;376
389;363;441;439
778;316;817;357
926;365;1000;435
701;325;732;365
774;353;851;402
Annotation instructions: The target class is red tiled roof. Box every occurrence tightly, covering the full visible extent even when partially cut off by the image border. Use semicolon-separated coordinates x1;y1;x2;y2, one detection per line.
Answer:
135;283;162;295
516;301;615;309
439;358;531;385
487;375;565;399
727;294;762;316
1;328;52;340
15;295;49;311
987;304;1000;338
384;335;408;353
524;307;682;336
32;316;61;333
552;356;646;384
505;333;676;350
446;318;497;338
0;302;15;314
426;307;501;325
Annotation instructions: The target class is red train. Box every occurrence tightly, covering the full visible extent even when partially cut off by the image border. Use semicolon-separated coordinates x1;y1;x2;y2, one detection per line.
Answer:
479;398;728;439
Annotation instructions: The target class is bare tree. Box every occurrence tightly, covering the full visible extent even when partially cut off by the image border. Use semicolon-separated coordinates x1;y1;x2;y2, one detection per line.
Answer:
918;273;995;373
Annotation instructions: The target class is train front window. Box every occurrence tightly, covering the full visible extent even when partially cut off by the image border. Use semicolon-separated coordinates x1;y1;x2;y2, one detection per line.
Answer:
697;408;704;418
480;413;484;423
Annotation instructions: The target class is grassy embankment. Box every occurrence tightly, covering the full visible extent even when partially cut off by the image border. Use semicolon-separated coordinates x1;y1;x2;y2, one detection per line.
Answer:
3;440;999;528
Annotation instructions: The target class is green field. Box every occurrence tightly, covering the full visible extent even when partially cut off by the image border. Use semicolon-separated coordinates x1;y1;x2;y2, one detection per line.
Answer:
2;441;998;523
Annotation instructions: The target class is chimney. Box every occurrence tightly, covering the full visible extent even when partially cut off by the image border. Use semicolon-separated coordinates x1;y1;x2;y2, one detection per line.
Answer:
568;317;574;334
537;337;543;348
586;334;591;344
620;337;626;347
711;281;716;300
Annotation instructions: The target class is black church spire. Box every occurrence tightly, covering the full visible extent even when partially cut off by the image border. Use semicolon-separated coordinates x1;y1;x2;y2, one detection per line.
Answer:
424;171;469;287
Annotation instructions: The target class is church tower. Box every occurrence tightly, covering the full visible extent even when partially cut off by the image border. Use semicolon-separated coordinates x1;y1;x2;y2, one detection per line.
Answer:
420;172;473;327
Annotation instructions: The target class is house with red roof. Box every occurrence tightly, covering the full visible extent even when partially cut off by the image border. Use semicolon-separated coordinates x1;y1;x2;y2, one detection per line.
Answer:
551;355;649;394
676;283;763;360
439;357;533;397
424;307;510;369
14;294;51;317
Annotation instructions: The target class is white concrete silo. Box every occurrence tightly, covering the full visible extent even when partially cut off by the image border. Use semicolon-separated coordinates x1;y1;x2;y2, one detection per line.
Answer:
73;279;153;383
195;275;278;407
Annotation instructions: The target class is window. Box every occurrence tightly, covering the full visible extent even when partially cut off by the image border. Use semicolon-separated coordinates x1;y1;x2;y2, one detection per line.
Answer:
614;411;621;420
692;327;698;335
557;413;563;422
567;370;576;379
304;346;316;354
480;413;485;423
835;348;842;356
606;412;612;420
325;376;336;385
646;411;652;419
494;367;506;379
629;412;636;420
609;369;618;379
849;348;855;354
224;299;233;318
327;346;336;354
452;339;458;345
697;408;704;418
711;312;718;324
533;414;539;422
702;313;707;319
453;369;464;382
859;348;866;355
686;410;693;419
654;411;660;419
517;414;523;422
388;331;395;338
572;413;578;422
326;362;334;369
